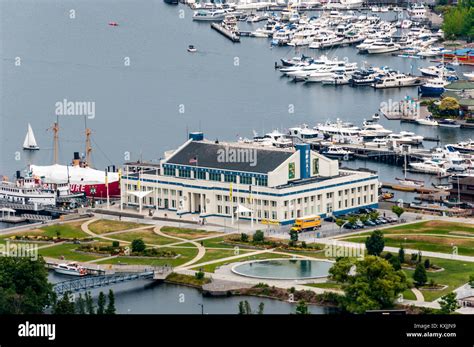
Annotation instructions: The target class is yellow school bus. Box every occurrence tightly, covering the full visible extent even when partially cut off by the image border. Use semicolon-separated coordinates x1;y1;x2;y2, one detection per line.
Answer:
291;215;321;232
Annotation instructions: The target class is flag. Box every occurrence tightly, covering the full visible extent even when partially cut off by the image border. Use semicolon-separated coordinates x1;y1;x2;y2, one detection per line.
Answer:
229;183;233;198
189;157;198;164
105;169;108;186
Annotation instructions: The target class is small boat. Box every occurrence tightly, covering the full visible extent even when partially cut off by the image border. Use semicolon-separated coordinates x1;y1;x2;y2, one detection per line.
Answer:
396;177;424;188
416;116;438;126
418;77;448;97
432;182;453;191
321;73;350;85
464;72;474;81
23;123;39;150
438;119;460;128
187;45;197;53
323;146;354;160
108;21;119;26
54;262;87;276
380;192;394;200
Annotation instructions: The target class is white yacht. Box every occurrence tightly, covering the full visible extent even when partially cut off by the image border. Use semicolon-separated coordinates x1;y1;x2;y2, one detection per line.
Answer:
446;140;474;154
288;125;323;142
365;138;389;147
323;146;354;160
253;130;293;148
360;122;393;138
416;116;438;126
408;3;426;21
192;9;227;21
54;262;87;276
367;40;401;54
409;160;446;175
321;73;350;85
372;72;418;89
316;120;362;144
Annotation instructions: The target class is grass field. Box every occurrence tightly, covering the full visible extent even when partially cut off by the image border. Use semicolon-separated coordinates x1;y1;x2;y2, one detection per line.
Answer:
2;222;90;240
160;226;223;240
88;219;146;234
402;257;474;302
196;248;253;264
107;229;177;246
38;243;106;262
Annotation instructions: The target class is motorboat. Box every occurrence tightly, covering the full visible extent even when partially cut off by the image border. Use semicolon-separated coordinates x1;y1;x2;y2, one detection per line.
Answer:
365;138;388;147
54;262;87;276
409;160;446;175
464;72;474;81
360;122;392;138
187;45;197;53
418;77;449;97
408;3;426;21
366;40;400;54
315;119;362;144
438;119;460;128
288;124;323;142
321;73;350;85
323;146;354;160
446;140;474;154
253;130;293;148
419;65;457;79
416;116;438;126
23;123;39;150
372;72;418;88
192;9;227;21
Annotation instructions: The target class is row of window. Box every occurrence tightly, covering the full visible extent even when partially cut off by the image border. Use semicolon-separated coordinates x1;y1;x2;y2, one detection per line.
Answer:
163;167;268;186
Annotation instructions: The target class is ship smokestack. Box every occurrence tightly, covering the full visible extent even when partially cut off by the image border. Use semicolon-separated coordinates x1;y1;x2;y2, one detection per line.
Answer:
73;152;80;166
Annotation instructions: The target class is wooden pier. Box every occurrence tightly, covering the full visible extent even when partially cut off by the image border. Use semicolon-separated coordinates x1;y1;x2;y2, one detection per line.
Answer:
210;23;240;43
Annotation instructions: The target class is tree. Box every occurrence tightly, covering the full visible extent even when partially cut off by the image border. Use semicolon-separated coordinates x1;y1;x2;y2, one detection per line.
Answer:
0;257;54;314
238;300;252;314
253;230;265;243
85;291;95;314
369;211;380;221
97;292;106;314
76;293;86;314
413;263;428;287
335;218;346;229
365;230;385;256
398;247;405;265
391;205;405;220
105;290;116;314
424;259;431;269
329;256;408;314
359;214;368;223
289;229;298;246
195;270;205;280
240;233;249;242
257;302;265;315
53;292;76;314
439;292;460;314
389;256;401;271
112;241;120;248
295;300;310;315
131;239;146;253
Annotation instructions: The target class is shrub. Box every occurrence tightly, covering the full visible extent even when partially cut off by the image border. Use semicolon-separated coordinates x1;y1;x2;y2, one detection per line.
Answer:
194;271;205;280
240;233;249;242
253;230;265;243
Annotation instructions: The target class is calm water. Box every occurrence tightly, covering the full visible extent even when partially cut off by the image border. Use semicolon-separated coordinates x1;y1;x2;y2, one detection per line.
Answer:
233;259;332;279
48;271;332;314
1;0;473;180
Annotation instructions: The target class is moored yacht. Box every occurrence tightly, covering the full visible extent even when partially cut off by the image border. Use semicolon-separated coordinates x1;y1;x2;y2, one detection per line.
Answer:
54;262;87;276
192;9;227;21
372;72;418;89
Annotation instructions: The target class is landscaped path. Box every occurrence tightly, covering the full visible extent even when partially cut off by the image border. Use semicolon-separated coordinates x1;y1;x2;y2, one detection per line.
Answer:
411;288;425;302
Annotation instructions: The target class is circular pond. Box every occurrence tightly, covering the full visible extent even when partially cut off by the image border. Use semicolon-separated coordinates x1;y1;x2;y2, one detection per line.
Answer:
231;259;333;280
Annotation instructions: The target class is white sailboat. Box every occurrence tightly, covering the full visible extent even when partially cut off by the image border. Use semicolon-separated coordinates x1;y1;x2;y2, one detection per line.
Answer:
23;123;39;150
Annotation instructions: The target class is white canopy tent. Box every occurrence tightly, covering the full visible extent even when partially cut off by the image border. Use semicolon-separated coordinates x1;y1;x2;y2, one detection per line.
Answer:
234;204;254;227
129;191;152;213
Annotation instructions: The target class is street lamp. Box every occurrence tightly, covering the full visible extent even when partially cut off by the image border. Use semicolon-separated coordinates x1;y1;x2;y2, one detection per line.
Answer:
198;303;204;315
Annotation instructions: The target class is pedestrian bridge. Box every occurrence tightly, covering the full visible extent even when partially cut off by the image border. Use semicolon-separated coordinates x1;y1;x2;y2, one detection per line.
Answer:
53;268;172;295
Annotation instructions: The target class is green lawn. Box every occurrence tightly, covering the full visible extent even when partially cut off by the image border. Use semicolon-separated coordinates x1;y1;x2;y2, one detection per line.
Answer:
305;282;342;290
402;289;417;301
38;243;106;262
88;219;146;234
2;222;90;240
160;226;223;240
402;257;474;302
107;229;177;246
191;252;292;273
196;248;253;264
345;235;474;257
95;245;199;267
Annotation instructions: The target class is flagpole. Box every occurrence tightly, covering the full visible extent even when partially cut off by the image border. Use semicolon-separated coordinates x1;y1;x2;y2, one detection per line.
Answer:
119;168;123;211
105;169;110;209
230;182;234;225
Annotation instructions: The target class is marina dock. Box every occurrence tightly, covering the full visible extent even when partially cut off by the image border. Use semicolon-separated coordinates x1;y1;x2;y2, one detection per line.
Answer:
211;23;240;43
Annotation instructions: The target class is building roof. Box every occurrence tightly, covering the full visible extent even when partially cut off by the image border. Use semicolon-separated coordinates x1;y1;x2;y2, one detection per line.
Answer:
165;140;294;174
446;81;474;91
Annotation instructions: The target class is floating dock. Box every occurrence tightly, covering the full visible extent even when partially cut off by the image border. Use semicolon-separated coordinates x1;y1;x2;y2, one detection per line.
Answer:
210;23;240;43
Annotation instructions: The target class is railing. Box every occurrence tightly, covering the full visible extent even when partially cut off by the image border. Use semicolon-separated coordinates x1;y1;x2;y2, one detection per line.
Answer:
53;271;154;295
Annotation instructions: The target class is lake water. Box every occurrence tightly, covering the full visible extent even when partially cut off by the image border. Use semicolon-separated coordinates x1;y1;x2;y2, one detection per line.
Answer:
1;0;473;186
48;271;332;314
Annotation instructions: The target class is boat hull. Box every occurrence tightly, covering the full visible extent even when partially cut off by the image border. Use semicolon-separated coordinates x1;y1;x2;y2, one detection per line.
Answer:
419;85;444;97
54;268;86;276
69;180;120;198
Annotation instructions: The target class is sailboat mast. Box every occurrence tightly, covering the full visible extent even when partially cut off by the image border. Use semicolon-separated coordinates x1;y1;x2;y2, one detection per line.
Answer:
53;121;59;164
84;116;92;167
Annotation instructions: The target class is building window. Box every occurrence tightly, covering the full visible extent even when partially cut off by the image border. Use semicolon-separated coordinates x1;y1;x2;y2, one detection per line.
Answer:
178;169;190;178
240;176;252;185
164;167;175;176
196;171;206;180
272;211;277;220
256;177;267;186
217;205;222;214
224;174;236;183
217;195;222;201
271;201;276;207
209;173;221;181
